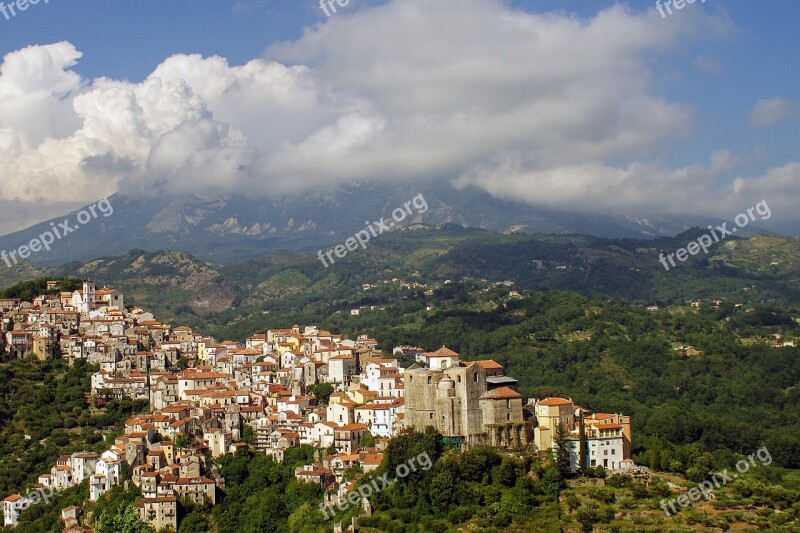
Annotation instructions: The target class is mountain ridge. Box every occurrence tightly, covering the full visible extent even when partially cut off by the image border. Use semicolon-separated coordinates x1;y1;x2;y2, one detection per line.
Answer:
0;181;777;267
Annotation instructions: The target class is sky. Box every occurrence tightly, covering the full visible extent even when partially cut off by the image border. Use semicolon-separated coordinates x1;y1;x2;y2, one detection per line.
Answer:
0;0;798;235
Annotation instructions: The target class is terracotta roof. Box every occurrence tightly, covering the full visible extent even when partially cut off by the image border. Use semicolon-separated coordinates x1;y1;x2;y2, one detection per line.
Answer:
339;423;368;431
474;359;504;370
538;397;572;406
361;453;383;465
480;387;522;400
424;346;459;358
594;423;623;430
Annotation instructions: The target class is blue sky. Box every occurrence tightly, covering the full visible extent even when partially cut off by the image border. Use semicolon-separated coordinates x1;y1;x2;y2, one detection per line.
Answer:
0;0;798;234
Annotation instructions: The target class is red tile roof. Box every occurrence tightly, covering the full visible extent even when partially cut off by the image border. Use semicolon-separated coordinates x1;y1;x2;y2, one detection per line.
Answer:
480;387;522;400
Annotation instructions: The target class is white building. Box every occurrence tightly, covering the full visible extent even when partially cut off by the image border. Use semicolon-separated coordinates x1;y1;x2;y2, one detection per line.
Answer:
360;359;404;398
2;495;29;526
354;400;402;438
327;355;356;387
567;423;627;472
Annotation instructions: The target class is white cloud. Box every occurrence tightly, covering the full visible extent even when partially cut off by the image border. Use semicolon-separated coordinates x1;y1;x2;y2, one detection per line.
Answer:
1;0;795;234
750;97;800;127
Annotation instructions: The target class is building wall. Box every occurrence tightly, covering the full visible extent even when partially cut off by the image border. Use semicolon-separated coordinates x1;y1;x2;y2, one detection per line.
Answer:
480;397;524;425
406;364;499;446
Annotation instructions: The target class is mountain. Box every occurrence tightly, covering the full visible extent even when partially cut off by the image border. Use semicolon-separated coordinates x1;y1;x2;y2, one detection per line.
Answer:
0;181;761;267
8;226;789;337
0;258;46;289
52;250;236;317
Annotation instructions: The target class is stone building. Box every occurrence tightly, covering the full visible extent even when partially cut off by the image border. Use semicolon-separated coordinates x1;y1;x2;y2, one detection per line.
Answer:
479;387;527;448
404;359;529;448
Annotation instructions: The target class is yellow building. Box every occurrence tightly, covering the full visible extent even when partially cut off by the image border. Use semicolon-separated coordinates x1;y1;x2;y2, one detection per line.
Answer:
532;397;575;451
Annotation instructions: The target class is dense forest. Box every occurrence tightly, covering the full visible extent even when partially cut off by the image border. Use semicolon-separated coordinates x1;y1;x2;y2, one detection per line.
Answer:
0;356;147;495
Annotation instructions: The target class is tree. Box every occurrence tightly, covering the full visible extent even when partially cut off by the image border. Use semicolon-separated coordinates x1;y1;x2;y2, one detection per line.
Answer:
343;463;363;481
308;383;334;404
287;503;327;533
578;411;587;473
541;464;563;499
241;424;255;444
178;510;210;533
94;501;154;533
174;434;190;449
553;424;571;479
359;433;376;448
649;436;661;471
575;501;600;532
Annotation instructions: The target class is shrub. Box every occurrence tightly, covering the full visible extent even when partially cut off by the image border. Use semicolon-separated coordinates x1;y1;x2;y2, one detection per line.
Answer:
606;473;632;488
587;487;616;504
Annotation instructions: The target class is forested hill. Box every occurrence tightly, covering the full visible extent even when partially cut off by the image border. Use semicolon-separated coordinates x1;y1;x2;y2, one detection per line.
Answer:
3;226;800;322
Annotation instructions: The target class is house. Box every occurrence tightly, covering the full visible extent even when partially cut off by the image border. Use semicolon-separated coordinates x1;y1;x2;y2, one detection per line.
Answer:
479;387;525;447
327;401;356;426
205;429;232;458
3;495;29;526
419;346;460;370
95;287;124;309
295;464;335;487
360;360;404;398
61;506;83;531
89;474;109;501
6;331;33;357
354;401;402;438
575;422;627;471
328;355;357;386
333;423;369;453
393;345;424;359
174;477;216;506
531;398;632;473
137;496;177;531
532;397;574;452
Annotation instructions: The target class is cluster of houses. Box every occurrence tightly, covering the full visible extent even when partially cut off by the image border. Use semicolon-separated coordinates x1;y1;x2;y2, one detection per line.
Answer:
1;279;634;531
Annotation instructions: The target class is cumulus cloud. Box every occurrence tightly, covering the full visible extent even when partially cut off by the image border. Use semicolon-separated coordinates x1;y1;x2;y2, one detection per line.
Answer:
0;0;794;234
750;97;800;127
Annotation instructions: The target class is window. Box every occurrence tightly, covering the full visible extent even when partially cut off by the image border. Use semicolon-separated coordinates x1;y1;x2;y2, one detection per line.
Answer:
429;413;434;419
611;449;616;455
506;413;510;421
506;399;510;408
603;450;608;456
457;376;461;383
474;373;478;382
427;377;432;384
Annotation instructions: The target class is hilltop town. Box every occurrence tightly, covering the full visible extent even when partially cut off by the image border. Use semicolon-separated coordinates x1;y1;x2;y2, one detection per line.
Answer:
1;280;633;531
